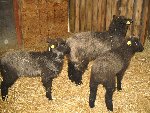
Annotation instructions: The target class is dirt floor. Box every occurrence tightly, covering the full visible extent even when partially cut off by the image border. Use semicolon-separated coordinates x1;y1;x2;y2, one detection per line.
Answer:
0;39;150;113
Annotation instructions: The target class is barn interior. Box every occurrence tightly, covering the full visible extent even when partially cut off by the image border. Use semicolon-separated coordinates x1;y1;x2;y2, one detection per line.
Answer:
0;0;150;113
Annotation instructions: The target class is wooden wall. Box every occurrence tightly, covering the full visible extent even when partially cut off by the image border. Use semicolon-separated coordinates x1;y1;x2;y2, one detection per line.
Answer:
69;0;150;44
20;0;69;50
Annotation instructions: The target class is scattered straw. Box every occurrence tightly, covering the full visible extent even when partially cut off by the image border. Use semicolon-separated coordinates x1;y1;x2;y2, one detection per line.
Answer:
1;40;150;112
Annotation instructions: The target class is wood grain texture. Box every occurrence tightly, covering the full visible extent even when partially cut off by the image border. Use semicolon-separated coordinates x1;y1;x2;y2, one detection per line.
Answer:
68;0;149;43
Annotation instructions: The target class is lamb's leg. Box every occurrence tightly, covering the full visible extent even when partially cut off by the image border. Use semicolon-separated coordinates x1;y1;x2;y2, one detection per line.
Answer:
104;80;115;111
116;70;126;91
41;75;53;100
89;74;99;108
72;68;83;85
89;83;99;108
68;60;89;85
68;60;77;82
1;67;18;101
1;81;10;101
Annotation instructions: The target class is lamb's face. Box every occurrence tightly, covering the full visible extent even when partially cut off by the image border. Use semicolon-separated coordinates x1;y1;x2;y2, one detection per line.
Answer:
47;38;69;55
127;37;144;52
55;41;70;54
112;15;133;27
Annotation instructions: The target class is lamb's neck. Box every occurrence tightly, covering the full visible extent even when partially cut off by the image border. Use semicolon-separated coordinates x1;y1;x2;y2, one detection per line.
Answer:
108;26;128;37
119;46;135;62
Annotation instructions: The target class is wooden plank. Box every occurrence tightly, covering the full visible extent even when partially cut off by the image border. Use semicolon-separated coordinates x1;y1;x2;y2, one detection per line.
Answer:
97;0;103;31
106;0;117;30
126;0;134;18
147;1;150;39
109;0;118;30
111;0;118;16
132;0;143;36
75;0;80;32
106;0;112;30
102;0;117;31
116;0;122;15
131;0;137;35
126;0;134;37
139;0;149;44
120;0;128;16
101;0;107;31
80;0;86;31
92;0;98;31
13;0;23;48
69;0;75;32
85;0;92;31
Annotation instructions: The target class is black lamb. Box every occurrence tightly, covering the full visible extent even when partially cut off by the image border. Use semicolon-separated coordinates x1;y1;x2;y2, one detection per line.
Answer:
67;15;133;85
89;37;144;111
0;38;70;101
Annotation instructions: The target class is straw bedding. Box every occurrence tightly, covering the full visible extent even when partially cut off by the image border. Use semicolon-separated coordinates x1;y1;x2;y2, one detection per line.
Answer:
0;0;150;112
0;39;150;113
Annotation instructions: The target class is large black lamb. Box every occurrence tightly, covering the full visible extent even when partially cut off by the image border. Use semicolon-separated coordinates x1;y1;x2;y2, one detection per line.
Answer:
67;15;133;85
89;37;144;111
0;38;70;101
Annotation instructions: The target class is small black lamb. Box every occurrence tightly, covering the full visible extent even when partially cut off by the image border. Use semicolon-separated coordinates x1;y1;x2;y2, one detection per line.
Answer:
0;38;70;101
89;37;144;111
67;15;133;85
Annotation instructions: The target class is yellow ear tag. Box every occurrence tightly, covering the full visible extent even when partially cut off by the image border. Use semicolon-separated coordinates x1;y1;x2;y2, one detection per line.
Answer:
126;21;131;25
51;45;55;48
127;41;132;46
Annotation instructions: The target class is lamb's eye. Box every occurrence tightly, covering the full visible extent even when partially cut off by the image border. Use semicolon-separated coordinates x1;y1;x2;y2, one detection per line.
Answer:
61;43;66;46
135;42;138;46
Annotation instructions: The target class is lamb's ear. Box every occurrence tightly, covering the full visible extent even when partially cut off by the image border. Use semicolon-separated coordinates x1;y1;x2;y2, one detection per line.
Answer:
113;15;117;19
47;38;56;44
56;37;65;42
56;37;66;45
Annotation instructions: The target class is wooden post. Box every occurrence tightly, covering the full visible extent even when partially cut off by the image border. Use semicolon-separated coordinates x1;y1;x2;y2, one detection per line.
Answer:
69;0;75;32
80;0;86;31
126;0;134;36
92;0;98;31
145;0;150;40
85;0;92;31
139;0;149;44
75;0;80;32
13;0;22;48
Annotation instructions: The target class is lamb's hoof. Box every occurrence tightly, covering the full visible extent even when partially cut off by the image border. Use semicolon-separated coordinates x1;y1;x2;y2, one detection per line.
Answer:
117;88;122;91
46;94;52;100
107;105;113;111
89;102;95;108
107;108;113;112
47;97;52;100
75;81;83;85
2;96;7;101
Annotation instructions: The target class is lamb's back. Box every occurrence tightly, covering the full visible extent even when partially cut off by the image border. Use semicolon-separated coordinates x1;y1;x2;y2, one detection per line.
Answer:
92;52;123;83
1;51;41;76
67;31;112;62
